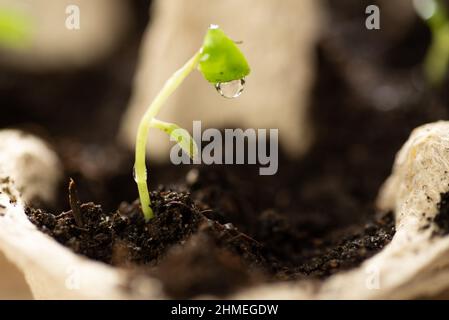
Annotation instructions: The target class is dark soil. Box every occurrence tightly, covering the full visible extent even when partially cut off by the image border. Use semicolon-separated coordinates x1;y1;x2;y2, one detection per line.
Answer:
3;1;449;298
27;186;268;298
26;181;394;298
27;189;204;266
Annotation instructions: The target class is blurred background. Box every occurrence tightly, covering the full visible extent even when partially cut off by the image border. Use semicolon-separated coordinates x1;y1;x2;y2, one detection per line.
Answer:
0;0;448;299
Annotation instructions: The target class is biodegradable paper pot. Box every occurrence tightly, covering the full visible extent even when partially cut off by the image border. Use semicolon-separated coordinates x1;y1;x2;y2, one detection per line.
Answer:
2;123;449;299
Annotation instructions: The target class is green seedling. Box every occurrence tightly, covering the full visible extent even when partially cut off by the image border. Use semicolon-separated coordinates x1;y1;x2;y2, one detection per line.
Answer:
134;25;250;221
414;0;449;85
0;7;31;48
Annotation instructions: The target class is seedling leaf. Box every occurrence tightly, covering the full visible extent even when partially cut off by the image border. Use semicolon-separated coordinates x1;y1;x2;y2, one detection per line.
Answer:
150;118;198;159
198;25;250;83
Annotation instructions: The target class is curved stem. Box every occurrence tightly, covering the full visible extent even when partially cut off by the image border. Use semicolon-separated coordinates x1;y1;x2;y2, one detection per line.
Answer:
135;50;202;220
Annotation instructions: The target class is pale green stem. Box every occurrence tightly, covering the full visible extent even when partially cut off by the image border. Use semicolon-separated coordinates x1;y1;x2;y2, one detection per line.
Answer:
135;50;202;221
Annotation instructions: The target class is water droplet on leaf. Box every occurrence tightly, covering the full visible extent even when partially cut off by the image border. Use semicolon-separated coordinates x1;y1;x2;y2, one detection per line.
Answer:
215;78;245;99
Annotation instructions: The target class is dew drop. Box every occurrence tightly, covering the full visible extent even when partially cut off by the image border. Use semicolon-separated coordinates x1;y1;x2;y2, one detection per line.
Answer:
215;78;245;99
133;165;147;183
133;166;137;182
